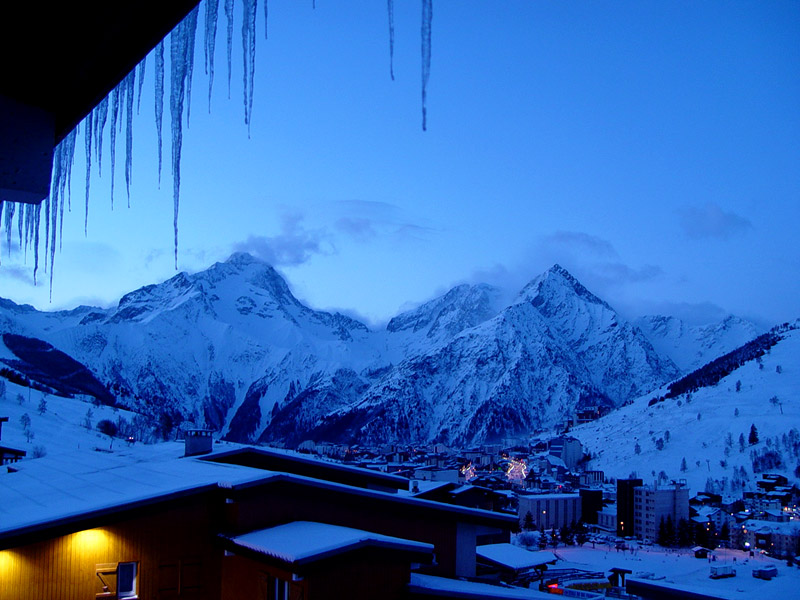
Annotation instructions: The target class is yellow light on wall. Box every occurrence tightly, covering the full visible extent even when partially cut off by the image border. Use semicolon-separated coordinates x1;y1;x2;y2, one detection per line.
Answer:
72;529;111;555
0;550;15;575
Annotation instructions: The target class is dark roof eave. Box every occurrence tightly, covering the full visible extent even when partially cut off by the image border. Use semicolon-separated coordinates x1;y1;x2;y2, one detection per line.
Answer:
229;472;517;528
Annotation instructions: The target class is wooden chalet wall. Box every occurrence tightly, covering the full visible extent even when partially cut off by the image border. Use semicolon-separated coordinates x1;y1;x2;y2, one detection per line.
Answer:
0;494;221;600
221;550;411;600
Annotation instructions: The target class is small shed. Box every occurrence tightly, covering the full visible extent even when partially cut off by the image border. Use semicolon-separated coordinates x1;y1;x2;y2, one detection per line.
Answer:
476;543;556;584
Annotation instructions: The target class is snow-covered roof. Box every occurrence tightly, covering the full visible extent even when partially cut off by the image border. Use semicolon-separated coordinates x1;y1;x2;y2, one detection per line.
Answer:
408;573;555;599
0;448;269;538
476;544;556;570
745;519;800;535
598;503;617;516
518;492;580;501
225;521;433;566
694;505;720;518
0;442;517;548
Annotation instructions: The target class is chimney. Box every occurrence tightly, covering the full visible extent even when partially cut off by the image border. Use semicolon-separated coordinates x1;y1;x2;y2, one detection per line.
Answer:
184;429;214;457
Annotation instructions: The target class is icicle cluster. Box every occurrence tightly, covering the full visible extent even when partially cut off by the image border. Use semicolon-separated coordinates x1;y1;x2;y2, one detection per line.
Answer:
0;0;436;298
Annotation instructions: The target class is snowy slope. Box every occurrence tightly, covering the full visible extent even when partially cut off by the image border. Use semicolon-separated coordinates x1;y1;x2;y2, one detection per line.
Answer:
0;379;139;459
570;321;800;491
634;314;762;373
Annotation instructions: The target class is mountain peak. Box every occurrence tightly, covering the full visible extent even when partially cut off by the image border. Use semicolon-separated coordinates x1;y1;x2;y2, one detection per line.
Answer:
225;252;263;267
547;263;573;279
518;264;610;311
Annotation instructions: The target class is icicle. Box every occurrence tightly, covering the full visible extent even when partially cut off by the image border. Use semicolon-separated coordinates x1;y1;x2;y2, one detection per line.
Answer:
155;40;165;186
17;202;23;250
50;141;63;294
185;8;199;126
44;195;50;272
421;0;433;131
170;7;199;269
264;0;268;39
241;0;257;135
136;57;146;114
225;0;235;99
109;84;121;207
5;202;15;256
0;201;3;263
94;97;108;176
58;129;77;250
387;0;395;81
205;0;220;112
65;123;77;212
124;70;136;206
84;110;93;235
29;204;41;285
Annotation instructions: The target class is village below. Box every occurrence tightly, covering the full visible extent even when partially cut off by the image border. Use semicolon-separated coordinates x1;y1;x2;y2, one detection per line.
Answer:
1;329;798;600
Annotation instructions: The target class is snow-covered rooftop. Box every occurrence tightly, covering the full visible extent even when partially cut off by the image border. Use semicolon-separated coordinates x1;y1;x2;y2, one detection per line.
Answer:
476;544;557;570
408;573;556;599
555;544;800;600
226;521;433;565
0;448;269;536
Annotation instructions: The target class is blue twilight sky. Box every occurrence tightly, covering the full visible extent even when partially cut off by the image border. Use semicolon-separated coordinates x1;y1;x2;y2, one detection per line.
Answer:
1;0;798;328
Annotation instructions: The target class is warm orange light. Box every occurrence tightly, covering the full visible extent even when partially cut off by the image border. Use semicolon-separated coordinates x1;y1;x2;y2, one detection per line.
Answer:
71;528;111;555
0;550;14;574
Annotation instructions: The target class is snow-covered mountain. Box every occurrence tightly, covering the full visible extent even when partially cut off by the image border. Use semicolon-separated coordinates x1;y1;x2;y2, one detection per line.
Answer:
0;255;690;446
293;266;678;447
571;320;800;491
634;314;762;373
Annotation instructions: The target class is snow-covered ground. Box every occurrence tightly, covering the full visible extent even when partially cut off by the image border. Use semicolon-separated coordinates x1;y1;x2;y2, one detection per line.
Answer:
571;325;800;492
0;380;136;457
555;544;799;600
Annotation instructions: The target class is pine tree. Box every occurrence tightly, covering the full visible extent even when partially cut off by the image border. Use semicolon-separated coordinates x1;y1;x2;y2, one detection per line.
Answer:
677;518;692;547
538;526;548;550
550;528;560;549
749;424;759;445
560;524;574;546
575;522;589;547
680;457;687;472
37;397;47;415
84;409;94;431
523;511;535;531
657;517;667;547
